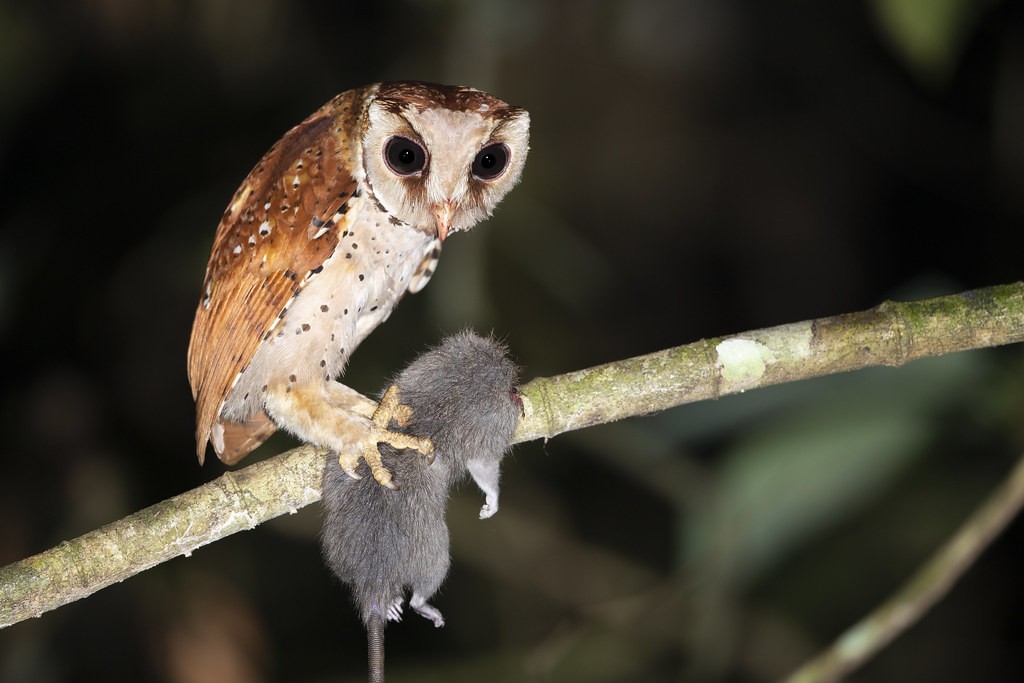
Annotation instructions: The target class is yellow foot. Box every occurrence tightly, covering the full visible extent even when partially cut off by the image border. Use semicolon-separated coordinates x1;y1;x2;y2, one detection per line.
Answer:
337;385;435;490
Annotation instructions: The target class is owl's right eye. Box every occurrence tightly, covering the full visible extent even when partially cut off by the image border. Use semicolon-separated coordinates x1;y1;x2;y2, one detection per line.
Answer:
384;136;427;176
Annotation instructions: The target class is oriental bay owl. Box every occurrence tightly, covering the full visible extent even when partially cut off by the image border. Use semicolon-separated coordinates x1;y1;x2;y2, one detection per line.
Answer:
187;82;529;487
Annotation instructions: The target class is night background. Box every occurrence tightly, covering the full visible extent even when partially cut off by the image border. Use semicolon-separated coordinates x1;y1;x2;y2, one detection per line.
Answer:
2;1;1024;681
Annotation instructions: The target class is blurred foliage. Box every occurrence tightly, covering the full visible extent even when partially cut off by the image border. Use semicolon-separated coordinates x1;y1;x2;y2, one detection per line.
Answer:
869;0;994;87
2;1;1024;682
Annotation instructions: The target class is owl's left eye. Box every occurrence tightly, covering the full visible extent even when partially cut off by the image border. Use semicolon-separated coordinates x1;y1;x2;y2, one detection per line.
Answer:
384;136;427;176
472;143;509;180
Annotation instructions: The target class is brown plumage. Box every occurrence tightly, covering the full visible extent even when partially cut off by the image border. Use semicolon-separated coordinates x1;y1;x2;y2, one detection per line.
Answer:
188;96;357;463
187;82;529;484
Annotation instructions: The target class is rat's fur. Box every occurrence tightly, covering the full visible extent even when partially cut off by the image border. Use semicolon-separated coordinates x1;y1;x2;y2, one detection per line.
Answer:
321;330;521;682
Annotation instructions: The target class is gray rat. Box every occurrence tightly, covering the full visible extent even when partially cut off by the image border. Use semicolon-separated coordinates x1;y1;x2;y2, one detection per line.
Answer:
320;330;522;683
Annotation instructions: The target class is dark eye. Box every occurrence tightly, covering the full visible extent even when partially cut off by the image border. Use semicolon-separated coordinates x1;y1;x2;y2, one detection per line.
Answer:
384;136;427;176
472;143;509;180
509;387;524;415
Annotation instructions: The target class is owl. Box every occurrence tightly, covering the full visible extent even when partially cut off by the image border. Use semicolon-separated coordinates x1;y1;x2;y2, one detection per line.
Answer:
187;82;530;487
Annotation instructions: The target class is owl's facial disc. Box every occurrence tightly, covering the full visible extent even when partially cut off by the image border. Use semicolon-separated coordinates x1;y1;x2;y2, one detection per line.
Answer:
362;85;529;241
425;142;509;241
380;135;456;240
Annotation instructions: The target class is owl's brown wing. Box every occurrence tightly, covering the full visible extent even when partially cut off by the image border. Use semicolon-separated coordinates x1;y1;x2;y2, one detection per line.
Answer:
187;94;363;464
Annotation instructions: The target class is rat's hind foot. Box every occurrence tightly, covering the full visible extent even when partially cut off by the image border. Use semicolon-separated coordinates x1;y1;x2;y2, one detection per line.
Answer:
385;596;404;623
337;386;435;490
410;593;445;628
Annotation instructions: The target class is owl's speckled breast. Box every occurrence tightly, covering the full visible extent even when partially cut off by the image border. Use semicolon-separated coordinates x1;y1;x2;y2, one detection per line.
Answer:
222;196;434;422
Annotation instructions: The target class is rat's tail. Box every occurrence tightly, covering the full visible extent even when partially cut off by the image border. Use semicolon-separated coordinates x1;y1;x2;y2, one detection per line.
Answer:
367;608;385;683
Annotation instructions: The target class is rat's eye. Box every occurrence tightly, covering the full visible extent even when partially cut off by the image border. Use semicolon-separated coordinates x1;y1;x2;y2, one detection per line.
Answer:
384;136;427;176
509;387;524;415
472;143;509;180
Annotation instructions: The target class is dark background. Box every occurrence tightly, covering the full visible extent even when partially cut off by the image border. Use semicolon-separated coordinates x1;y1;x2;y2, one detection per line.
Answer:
2;1;1023;681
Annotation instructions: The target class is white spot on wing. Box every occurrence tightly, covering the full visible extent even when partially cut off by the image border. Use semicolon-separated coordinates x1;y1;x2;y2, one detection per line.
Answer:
232;244;242;255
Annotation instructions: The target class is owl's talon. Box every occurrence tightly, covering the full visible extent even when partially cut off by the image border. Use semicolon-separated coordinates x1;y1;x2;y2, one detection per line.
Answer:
373;386;435;455
352;439;398;490
368;458;400;491
337;451;364;480
332;385;434;486
335;385;434;488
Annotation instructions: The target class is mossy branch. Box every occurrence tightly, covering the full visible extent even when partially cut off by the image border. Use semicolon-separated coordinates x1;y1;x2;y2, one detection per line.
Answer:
782;448;1024;683
2;282;1023;634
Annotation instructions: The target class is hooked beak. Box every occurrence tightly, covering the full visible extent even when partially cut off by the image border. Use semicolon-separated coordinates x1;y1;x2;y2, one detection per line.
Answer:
432;200;456;242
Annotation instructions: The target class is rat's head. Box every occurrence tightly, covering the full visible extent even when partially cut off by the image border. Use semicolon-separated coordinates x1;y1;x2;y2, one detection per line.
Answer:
392;330;521;458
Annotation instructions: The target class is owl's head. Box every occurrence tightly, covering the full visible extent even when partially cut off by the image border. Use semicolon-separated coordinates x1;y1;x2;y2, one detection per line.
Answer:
360;82;529;241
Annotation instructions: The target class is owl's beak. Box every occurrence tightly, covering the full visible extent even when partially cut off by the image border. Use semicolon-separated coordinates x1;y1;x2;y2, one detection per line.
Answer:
432;200;456;242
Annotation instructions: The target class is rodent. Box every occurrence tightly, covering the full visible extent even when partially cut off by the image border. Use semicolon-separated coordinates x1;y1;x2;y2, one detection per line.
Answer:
320;330;522;682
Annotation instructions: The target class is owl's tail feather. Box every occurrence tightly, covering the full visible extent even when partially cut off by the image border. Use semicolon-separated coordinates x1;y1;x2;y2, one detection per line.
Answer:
216;410;278;465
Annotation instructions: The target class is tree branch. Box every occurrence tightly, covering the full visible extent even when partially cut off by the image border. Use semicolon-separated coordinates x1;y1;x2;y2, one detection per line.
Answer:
2;282;1023;629
782;448;1024;683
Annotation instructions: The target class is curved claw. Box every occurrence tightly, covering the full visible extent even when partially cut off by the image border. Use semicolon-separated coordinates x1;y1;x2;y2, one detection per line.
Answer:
336;452;363;481
337;440;400;490
363;441;400;491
